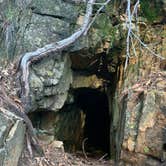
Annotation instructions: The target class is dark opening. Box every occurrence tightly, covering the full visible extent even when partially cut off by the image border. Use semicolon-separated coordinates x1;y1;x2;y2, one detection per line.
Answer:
28;88;110;156
163;143;166;151
74;88;110;155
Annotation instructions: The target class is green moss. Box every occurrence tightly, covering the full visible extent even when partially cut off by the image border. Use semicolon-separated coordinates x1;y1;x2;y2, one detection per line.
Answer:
140;0;163;22
93;14;113;38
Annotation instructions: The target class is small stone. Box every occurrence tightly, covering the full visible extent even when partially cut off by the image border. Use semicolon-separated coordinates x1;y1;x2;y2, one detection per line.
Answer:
51;140;64;149
127;138;135;151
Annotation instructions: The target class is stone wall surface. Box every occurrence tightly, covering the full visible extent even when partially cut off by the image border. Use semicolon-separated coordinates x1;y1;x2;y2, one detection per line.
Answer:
114;23;166;165
0;108;25;166
0;0;165;165
0;0;117;112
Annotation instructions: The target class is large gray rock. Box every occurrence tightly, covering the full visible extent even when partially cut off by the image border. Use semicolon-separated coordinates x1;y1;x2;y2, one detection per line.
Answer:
0;0;117;61
0;0;116;113
0;0;78;60
29;55;72;112
0;107;26;166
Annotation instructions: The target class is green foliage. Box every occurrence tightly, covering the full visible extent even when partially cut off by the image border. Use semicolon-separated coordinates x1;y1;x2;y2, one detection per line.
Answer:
144;146;150;153
140;0;162;22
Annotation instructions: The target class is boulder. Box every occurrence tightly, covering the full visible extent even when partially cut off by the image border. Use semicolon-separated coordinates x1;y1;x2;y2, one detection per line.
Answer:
29;55;72;112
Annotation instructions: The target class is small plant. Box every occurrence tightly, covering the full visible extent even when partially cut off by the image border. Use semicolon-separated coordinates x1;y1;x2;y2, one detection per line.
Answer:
144;146;150;153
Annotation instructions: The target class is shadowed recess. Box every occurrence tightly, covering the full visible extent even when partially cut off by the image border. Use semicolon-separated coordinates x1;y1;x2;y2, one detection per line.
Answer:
74;88;110;155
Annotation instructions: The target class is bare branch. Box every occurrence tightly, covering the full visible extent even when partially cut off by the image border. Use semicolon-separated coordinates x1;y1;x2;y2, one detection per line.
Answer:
131;31;165;60
125;0;132;70
131;0;140;20
84;0;112;35
125;0;164;70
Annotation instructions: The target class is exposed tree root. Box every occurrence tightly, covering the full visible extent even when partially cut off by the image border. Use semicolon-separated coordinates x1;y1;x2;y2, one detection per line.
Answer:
19;0;95;99
0;79;44;157
82;138;89;161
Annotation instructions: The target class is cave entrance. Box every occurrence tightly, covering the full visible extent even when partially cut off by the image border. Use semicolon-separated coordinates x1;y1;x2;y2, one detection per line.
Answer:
28;87;110;157
74;88;110;155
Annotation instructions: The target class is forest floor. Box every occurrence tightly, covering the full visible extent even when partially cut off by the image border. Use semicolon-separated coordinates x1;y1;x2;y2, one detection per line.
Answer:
19;140;113;166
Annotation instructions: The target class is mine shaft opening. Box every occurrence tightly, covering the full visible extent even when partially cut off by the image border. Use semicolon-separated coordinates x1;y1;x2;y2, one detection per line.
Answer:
28;87;110;158
74;88;110;156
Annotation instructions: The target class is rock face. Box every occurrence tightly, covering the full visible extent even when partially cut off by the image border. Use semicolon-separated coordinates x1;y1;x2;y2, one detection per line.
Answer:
72;73;104;89
0;0;113;60
120;77;166;165
112;23;166;165
0;0;165;165
0;108;26;166
53;105;85;152
0;0;78;60
29;55;72;112
0;0;115;112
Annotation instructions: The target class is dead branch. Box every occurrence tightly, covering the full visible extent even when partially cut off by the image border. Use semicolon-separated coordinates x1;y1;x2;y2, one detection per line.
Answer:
125;0;132;70
131;31;165;59
84;0;112;35
98;153;108;161
125;0;165;69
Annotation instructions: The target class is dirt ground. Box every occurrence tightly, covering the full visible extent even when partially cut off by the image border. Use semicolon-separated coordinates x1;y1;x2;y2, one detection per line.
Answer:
19;140;113;166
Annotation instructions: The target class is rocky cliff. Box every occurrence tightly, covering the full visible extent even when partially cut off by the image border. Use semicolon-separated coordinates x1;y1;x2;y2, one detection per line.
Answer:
0;0;165;166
